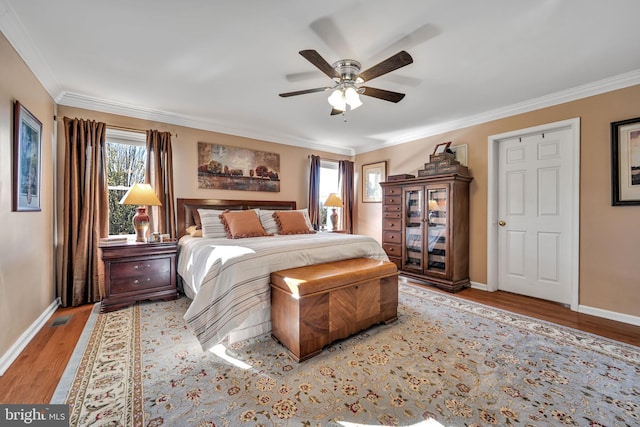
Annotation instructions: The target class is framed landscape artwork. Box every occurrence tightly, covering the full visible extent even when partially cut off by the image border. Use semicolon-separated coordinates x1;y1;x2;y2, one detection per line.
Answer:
362;161;386;203
611;117;640;205
197;142;280;192
13;100;42;212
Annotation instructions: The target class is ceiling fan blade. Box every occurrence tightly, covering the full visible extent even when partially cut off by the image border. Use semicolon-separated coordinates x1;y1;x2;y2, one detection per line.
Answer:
310;16;355;59
285;71;324;82
357;51;413;82
361;87;406;103
299;50;340;80
372;24;439;60
330;108;343;116
279;87;330;97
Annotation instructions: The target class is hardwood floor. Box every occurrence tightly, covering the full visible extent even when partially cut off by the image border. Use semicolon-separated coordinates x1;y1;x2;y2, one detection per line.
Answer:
0;303;93;404
1;281;638;405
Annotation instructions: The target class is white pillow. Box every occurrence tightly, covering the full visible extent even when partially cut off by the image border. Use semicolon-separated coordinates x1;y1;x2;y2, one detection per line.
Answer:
197;209;227;238
258;210;279;234
260;208;314;233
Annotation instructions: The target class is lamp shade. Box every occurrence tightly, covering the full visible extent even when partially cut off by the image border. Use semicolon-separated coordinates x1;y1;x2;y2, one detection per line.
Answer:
328;85;363;112
328;89;346;111
344;86;362;110
119;183;162;206
324;193;343;208
119;183;162;242
428;199;439;211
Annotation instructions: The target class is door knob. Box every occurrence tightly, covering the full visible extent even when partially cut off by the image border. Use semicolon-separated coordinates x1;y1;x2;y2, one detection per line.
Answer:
498;220;506;226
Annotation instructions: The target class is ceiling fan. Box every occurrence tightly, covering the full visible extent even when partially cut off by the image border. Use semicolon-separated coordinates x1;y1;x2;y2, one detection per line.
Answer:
279;49;413;115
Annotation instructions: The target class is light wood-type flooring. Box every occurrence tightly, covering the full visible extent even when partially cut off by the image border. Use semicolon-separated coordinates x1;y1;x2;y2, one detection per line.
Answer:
1;280;638;404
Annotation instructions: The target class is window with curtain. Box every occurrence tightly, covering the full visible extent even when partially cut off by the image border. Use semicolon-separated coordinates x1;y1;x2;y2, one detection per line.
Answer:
105;129;147;235
319;159;340;230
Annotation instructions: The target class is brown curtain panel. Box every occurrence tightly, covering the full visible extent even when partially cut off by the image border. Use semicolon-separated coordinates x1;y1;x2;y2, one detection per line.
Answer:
308;155;321;230
146;130;176;237
339;160;355;234
58;118;108;307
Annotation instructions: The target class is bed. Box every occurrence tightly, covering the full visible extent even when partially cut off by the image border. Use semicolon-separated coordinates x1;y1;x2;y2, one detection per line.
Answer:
175;198;390;351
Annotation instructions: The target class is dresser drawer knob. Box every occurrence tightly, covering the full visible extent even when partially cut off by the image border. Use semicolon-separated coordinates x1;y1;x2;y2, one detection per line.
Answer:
133;278;151;284
134;264;151;270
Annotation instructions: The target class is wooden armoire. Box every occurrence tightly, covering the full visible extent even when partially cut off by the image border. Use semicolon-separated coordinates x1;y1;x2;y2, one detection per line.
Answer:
380;172;472;292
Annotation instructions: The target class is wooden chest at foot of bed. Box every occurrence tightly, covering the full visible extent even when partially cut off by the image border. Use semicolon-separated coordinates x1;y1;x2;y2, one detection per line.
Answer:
270;258;398;362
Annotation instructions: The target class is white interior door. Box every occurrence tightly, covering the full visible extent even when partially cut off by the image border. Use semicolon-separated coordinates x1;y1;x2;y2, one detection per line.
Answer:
497;127;574;304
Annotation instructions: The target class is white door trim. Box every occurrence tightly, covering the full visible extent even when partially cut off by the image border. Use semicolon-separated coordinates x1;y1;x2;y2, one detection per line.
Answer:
487;118;580;310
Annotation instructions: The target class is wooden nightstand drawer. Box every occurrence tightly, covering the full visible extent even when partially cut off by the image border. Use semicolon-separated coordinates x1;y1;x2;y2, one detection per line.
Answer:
110;257;172;293
100;242;178;312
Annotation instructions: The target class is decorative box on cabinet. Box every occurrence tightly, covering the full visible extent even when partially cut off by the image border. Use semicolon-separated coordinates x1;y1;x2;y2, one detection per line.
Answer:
99;241;178;312
380;173;472;292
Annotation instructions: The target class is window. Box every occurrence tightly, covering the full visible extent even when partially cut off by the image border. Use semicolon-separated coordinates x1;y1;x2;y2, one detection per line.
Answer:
106;129;147;235
319;159;340;230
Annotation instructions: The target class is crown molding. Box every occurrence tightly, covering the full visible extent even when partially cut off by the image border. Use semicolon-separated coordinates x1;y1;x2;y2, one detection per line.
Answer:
57;92;355;157
355;69;640;154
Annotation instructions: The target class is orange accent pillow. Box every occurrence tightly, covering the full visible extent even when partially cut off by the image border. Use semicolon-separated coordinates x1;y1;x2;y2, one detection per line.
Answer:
273;211;317;235
220;210;270;239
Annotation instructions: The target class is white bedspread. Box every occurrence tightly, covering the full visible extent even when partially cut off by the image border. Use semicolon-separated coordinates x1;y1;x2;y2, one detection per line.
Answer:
177;233;389;351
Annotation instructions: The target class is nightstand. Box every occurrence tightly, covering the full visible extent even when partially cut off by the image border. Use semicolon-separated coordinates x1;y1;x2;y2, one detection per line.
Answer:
99;241;178;312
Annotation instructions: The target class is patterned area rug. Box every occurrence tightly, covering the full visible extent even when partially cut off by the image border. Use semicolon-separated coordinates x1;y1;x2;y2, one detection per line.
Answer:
53;283;640;426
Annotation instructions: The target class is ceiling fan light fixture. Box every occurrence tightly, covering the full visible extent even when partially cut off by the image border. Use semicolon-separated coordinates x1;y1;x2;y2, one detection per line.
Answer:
344;86;362;110
328;88;346;111
280;49;412;115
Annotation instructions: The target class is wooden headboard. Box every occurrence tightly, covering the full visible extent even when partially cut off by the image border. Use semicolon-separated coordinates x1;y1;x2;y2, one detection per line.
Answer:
176;198;297;238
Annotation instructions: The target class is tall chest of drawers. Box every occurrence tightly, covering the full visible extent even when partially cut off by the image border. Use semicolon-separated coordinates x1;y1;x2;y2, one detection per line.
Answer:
381;185;403;269
99;241;178;312
380;174;472;292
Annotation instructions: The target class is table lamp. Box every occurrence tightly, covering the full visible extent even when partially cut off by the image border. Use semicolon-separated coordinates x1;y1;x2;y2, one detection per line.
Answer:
324;193;343;231
119;183;162;242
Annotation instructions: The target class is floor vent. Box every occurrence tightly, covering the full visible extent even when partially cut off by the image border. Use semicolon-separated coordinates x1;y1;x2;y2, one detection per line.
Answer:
50;315;72;327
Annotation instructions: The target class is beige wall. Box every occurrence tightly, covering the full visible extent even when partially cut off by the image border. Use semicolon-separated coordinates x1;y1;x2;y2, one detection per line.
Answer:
0;33;56;362
55;106;351;234
355;85;640;318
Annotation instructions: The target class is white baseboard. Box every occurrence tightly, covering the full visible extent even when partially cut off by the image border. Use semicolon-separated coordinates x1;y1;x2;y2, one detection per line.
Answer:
0;298;61;376
470;281;488;291
578;304;640;327
466;281;640;327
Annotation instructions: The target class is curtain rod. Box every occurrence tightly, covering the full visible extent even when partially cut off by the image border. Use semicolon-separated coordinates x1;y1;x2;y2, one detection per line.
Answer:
53;116;177;137
308;154;344;162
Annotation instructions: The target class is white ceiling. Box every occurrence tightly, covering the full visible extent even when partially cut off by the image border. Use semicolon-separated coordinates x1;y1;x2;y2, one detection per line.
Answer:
2;0;640;155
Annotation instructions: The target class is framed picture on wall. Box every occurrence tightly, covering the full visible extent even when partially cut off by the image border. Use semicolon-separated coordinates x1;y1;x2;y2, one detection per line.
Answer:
13;100;42;212
433;141;451;154
362;161;386;203
611;117;640;205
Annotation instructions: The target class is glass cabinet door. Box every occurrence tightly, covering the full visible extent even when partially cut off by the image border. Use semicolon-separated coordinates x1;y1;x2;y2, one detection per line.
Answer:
403;187;424;271
426;187;448;274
